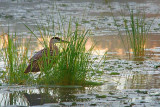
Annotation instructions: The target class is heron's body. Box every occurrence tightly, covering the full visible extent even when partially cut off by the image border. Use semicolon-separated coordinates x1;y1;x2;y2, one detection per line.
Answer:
24;37;66;73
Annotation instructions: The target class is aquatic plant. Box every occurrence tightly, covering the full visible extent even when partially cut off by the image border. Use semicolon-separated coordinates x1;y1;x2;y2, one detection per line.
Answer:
0;33;34;84
96;94;107;98
39;25;97;85
110;5;154;57
0;12;103;85
110;72;120;75
25;19;102;86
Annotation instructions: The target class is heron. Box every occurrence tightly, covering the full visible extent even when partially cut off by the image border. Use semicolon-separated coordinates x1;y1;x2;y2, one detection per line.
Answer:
24;37;68;73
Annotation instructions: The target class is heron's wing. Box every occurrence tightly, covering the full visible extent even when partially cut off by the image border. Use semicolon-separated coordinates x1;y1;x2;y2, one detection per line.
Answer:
29;47;58;63
29;48;47;62
25;47;57;73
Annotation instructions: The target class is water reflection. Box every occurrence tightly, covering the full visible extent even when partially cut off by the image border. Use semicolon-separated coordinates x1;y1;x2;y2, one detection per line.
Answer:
88;34;160;59
127;74;160;89
100;73;160;92
0;86;90;106
23;87;85;106
0;90;28;106
0;76;160;106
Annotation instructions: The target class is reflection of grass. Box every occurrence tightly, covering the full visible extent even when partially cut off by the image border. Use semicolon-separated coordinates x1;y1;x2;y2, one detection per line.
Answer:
111;5;154;57
0;33;34;84
104;0;110;3
0;90;28;106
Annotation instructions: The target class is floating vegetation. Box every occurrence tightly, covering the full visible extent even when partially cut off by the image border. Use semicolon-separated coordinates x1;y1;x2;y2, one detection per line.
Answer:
72;102;77;106
110;72;120;75
109;92;115;95
96;94;107;98
61;4;68;7
135;90;148;94
90;103;97;106
4;15;14;19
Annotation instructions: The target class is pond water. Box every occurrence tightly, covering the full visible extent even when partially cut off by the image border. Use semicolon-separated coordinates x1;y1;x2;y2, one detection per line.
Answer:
0;0;160;106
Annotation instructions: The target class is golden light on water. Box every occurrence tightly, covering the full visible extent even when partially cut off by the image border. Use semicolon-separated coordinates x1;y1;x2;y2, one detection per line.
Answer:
0;33;9;49
85;38;93;51
117;49;123;55
0;34;160;57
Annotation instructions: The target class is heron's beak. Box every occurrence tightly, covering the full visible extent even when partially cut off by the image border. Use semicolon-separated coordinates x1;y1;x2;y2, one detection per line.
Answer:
60;40;69;43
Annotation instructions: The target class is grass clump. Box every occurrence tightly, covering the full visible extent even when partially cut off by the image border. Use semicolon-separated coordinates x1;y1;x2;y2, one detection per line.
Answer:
54;25;91;85
0;33;33;84
26;20;101;86
1;14;102;86
110;5;154;57
39;24;95;85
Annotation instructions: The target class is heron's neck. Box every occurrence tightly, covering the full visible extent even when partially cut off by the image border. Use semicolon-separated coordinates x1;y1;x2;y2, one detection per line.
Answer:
49;42;56;49
49;43;59;55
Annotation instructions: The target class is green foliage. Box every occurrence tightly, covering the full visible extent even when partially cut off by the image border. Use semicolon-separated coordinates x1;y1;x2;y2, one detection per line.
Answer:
1;16;103;86
72;102;77;106
109;72;120;75
110;5;154;57
36;22;97;85
96;94;107;98
135;90;148;94
0;33;34;84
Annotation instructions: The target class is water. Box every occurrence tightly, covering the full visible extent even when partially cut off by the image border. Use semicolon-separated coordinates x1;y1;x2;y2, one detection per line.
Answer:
0;0;160;106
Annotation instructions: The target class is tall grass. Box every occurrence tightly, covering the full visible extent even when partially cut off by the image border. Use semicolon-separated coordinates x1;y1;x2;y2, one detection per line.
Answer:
53;23;93;85
33;22;96;85
110;5;154;57
24;15;102;85
0;33;34;85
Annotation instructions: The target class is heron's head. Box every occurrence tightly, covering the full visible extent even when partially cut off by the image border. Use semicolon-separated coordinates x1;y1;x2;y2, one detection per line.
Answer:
50;37;68;45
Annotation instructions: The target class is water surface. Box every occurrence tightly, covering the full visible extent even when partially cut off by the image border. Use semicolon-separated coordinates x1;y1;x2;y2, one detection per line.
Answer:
0;0;160;106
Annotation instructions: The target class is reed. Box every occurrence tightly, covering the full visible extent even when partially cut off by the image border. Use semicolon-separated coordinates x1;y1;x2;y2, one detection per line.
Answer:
34;22;96;85
24;16;103;85
0;33;34;84
1;15;102;86
110;5;154;57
